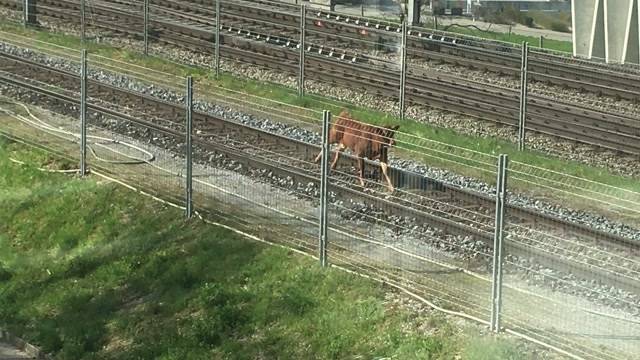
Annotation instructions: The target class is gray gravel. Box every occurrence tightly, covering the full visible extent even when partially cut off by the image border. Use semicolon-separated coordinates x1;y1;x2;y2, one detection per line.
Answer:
2;40;638;242
5;9;640;179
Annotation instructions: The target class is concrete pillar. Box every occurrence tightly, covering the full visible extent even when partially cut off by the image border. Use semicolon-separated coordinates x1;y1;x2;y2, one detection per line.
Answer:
638;0;640;61
626;0;640;63
590;0;605;60
572;0;598;58
604;0;634;63
572;0;639;64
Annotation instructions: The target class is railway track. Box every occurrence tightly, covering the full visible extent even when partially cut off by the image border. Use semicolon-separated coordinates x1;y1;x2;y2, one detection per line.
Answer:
1;49;638;296
4;0;640;101
1;0;639;156
153;0;640;101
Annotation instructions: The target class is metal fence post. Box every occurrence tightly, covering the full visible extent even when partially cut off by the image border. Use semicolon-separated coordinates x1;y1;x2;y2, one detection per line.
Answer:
319;110;330;267
399;21;407;121
23;0;36;26
22;0;27;26
539;35;544;49
298;4;306;97
144;0;149;55
80;0;86;47
518;42;529;151
215;0;221;78
490;154;508;333
185;76;193;218
80;49;87;176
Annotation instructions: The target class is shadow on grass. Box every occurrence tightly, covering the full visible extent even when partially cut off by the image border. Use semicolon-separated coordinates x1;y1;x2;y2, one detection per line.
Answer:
0;142;530;360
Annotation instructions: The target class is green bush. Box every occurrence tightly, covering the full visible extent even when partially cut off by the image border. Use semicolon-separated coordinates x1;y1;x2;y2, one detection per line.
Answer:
550;20;570;33
523;16;534;27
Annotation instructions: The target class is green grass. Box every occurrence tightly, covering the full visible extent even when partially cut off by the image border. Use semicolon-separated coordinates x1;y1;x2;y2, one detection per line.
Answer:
0;20;637;197
463;337;522;360
526;10;572;33
425;20;572;52
449;26;571;52
0;140;533;359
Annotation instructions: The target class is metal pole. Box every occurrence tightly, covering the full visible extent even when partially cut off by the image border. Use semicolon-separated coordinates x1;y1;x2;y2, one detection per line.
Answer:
80;0;86;47
22;0;28;26
298;4;306;97
518;42;529;151
539;35;544;49
215;0;221;78
319;110;330;267
144;0;149;55
80;49;87;176
185;76;193;218
490;154;508;333
399;21;407;121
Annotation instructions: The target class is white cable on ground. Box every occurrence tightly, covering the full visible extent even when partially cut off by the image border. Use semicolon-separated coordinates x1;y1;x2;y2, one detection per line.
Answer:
8;157;79;173
5;98;635;325
88;171;634;356
0;99;155;165
3;97;635;359
80;171;596;360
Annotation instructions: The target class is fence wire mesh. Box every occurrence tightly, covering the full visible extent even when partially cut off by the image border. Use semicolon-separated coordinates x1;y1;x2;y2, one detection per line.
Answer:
1;0;25;25
2;19;640;360
500;148;640;360
509;160;640;228
502;211;640;359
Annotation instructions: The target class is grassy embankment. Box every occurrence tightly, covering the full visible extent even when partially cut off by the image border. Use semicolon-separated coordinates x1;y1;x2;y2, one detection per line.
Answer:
0;20;636;197
439;26;571;53
0;139;530;359
430;9;573;52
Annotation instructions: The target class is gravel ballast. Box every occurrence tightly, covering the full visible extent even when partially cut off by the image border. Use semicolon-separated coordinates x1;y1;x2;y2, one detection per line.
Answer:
2;35;640;315
0;40;637;242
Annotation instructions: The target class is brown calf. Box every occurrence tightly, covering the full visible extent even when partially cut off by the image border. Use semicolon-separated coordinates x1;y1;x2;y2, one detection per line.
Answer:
314;110;400;192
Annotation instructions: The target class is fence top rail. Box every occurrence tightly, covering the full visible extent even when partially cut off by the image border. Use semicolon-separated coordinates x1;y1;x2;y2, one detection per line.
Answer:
511;160;640;198
3;23;637;200
0;30;81;57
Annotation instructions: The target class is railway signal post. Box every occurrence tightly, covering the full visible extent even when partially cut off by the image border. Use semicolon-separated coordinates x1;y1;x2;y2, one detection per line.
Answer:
80;0;86;47
22;0;37;26
144;0;149;55
215;0;221;78
518;42;529;151
185;76;193;218
490;154;508;333
298;4;306;97
399;21;407;121
319;110;330;267
80;49;87;176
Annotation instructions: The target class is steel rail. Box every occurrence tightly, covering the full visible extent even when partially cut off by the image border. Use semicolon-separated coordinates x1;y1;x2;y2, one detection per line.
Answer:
3;0;640;155
3;0;640;99
0;51;638;295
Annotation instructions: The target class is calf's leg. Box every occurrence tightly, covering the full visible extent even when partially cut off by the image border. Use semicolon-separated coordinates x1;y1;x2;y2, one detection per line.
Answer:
380;161;394;192
330;143;345;170
358;157;365;187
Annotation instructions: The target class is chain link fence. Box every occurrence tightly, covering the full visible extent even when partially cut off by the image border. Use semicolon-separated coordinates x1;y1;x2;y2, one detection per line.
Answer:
1;16;640;360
